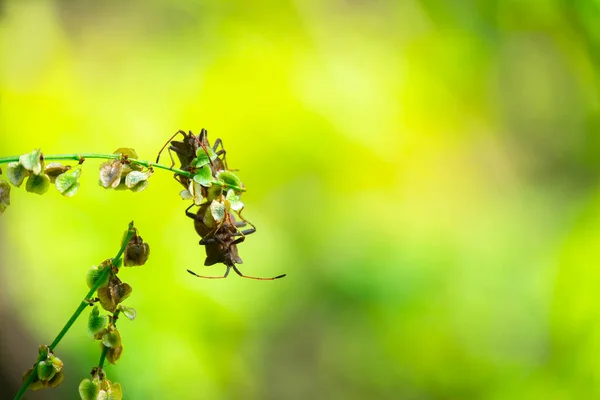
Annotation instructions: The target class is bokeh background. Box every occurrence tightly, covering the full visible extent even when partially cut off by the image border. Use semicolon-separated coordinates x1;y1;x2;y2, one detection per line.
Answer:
1;0;600;399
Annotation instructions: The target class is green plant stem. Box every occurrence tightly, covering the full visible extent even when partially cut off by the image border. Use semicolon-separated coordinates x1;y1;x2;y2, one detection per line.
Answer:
0;153;192;178
98;345;110;372
13;226;136;400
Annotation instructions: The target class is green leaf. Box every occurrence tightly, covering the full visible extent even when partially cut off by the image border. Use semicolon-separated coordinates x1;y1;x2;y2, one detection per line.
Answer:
0;181;10;215
194;146;217;168
193;165;213;187
25;174;50;195
124;170;152;192
99;161;124;189
19;149;43;174
88;305;107;336
210;200;226;224
217;170;245;192
79;378;99;400
7;162;29;187
55;167;82;197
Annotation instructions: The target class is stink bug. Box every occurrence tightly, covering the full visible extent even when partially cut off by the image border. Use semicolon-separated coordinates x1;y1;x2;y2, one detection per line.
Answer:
185;202;286;280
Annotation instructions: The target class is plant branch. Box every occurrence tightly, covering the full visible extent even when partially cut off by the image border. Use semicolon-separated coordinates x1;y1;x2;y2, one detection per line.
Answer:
97;345;109;372
0;153;193;178
14;225;136;400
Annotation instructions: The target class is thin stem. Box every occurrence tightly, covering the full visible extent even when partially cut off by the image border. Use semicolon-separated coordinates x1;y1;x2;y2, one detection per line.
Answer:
14;226;136;400
0;153;193;178
97;345;109;372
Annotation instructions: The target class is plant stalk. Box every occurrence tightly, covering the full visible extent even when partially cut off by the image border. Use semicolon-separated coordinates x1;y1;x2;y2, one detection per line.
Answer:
13;226;136;400
0;153;192;178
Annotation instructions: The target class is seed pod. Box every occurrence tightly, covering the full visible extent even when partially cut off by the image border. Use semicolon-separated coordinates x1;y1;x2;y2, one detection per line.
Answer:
79;378;99;400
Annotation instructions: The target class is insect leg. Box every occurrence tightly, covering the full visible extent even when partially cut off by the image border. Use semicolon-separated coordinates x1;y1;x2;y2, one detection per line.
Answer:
185;204;198;220
212;138;228;170
231;213;256;238
187;264;231;279
231;265;286;280
199;235;222;245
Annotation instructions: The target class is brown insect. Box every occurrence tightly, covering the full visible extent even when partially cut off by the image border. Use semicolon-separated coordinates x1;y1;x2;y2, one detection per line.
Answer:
185;203;286;280
156;129;228;188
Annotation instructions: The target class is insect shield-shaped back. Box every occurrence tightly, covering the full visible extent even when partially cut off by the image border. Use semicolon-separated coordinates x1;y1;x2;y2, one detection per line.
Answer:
202;218;244;267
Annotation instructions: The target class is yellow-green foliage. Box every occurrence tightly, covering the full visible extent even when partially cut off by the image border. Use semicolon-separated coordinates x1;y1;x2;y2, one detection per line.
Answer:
1;1;600;398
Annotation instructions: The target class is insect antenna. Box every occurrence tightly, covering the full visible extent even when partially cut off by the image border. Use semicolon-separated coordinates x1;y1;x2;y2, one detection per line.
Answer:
156;130;187;164
232;265;286;280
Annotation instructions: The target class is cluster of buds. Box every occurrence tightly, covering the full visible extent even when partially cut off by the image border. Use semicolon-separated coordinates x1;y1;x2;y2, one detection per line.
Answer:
98;148;153;192
79;372;122;400
78;225;149;400
0;149;82;211
22;346;64;391
0;148;154;216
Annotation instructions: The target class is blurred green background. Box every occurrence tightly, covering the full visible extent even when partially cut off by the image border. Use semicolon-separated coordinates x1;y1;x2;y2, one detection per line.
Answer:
1;0;600;399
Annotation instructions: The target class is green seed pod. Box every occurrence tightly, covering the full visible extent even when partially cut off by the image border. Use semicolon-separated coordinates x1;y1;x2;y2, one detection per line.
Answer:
55;167;82;197
25;173;50;195
88;305;107;336
113;148;138;160
48;354;63;372
19;149;43;175
124;170;152;192
0;180;10;215
217;170;245;193
225;189;244;212
106;345;123;364
44;162;71;183
86;265;109;289
98;279;132;313
124;232;150;267
47;370;64;388
120;305;136;321
30;379;45;391
79;378;99;400
7;162;29;187
108;382;123;400
99;160;124;189
102;329;122;348
23;367;44;391
98;378;112;392
36;360;57;381
192;165;213;187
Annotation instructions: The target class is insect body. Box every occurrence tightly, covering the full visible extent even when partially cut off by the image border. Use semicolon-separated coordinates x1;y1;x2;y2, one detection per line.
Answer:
156;129;228;189
185;202;286;280
159;128;284;280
